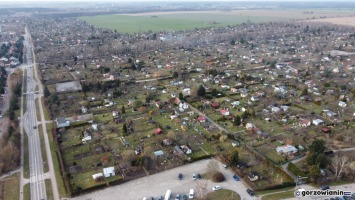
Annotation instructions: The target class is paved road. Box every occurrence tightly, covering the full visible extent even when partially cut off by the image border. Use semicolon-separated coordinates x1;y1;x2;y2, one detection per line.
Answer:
32;26;60;199
22;27;47;200
73;159;258;200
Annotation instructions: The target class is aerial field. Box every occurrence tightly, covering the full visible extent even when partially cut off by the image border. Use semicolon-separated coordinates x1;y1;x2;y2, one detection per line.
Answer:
307;17;355;27
80;10;355;34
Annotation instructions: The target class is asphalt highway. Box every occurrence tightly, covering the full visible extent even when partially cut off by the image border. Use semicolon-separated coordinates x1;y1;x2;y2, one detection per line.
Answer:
23;27;47;200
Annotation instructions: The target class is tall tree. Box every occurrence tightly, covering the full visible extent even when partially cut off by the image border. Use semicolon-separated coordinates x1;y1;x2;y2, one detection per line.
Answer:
121;105;125;114
233;115;241;126
197;85;206;97
44;85;50;98
123;123;128;134
228;150;239;167
331;155;349;181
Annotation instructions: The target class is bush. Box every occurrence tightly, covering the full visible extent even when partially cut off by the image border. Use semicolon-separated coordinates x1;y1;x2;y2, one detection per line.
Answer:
211;172;225;183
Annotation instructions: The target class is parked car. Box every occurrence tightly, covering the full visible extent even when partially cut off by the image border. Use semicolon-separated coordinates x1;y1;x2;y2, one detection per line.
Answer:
192;174;197;180
178;173;183;180
222;164;228;169
157;196;163;200
351;193;355;199
343;196;351;200
189;189;194;199
247;189;255;196
212;186;222;191
232;175;240;181
196;173;202;179
175;194;180;200
182;194;188;200
320;185;330;190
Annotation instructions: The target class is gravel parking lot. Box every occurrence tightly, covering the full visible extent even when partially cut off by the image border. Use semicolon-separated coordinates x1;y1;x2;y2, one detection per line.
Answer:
73;159;259;200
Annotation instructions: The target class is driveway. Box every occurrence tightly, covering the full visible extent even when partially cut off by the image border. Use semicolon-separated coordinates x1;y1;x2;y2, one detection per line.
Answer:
73;159;258;200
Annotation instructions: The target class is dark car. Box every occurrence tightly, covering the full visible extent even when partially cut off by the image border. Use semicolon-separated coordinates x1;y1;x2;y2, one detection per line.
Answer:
343;196;351;200
233;175;240;181
196;173;202;179
182;195;188;200
351;193;355;199
175;194;180;200
320;185;330;190
157;196;163;200
178;173;183;180
247;189;255;196
33;126;37;129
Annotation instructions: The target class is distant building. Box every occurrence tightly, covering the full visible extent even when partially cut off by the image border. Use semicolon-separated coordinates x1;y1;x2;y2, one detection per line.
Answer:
276;145;298;154
103;167;115;178
56;117;70;128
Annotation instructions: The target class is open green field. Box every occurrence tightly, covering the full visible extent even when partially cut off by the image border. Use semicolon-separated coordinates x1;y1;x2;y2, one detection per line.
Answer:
206;189;240;200
80;10;354;34
0;173;20;200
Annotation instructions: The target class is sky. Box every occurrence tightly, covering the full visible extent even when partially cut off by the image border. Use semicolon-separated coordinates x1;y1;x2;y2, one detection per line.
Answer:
0;0;354;2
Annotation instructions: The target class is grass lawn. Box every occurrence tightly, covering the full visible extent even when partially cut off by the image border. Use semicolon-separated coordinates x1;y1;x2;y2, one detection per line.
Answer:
46;123;69;198
71;170;123;190
45;179;54;200
35;97;41;121
80;10;354;34
256;186;295;195
41;96;51;120
23;183;30;200
206;189;240;200
0;172;20;200
23;130;30;178
261;190;296;200
38;124;49;172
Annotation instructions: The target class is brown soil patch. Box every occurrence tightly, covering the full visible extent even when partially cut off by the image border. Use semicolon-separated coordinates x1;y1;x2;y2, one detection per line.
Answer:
307;17;355;27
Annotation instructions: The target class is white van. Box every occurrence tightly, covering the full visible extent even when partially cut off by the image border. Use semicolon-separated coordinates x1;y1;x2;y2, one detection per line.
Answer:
189;189;194;199
165;189;172;200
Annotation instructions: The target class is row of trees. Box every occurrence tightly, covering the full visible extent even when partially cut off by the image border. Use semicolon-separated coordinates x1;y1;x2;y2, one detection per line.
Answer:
0;36;24;64
0;69;22;174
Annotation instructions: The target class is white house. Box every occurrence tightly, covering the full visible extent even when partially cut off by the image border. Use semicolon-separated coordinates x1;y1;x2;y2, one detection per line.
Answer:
339;101;347;108
271;107;280;113
245;123;255;130
92;173;104;180
280;105;289;112
231;101;240;107
92;124;98;131
276;145;298;154
103;167;115;178
182;88;191;96
82;136;92;143
313;119;324;126
170;115;178;120
179;103;189;110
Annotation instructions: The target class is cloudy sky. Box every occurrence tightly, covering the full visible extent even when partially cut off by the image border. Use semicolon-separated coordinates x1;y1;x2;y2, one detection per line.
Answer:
0;0;351;2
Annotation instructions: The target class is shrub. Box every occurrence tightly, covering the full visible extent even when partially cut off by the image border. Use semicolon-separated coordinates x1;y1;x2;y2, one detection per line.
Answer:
211;172;225;182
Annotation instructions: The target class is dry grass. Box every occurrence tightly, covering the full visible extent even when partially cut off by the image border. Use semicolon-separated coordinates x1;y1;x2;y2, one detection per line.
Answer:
307;17;355;27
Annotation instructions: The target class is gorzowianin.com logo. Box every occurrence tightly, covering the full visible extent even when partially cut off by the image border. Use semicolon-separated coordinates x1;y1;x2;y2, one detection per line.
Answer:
294;189;351;197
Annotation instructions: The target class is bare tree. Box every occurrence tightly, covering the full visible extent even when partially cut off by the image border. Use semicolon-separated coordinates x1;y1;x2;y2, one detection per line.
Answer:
196;180;208;200
331;155;349;180
207;159;220;174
